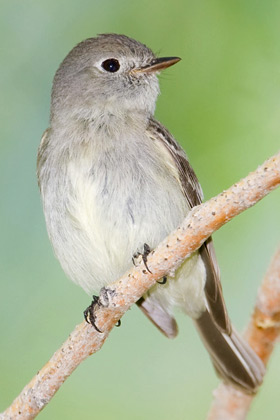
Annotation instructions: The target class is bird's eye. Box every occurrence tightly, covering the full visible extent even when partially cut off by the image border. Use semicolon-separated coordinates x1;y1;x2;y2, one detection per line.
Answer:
101;59;120;73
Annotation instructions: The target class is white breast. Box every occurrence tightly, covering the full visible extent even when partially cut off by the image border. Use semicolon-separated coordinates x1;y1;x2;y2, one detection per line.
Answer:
42;128;188;294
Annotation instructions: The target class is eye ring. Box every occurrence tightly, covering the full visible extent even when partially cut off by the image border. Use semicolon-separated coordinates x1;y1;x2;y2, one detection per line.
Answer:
101;58;120;73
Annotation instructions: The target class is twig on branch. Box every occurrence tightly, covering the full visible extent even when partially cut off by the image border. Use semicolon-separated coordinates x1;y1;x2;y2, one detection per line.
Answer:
1;152;279;420
207;245;280;420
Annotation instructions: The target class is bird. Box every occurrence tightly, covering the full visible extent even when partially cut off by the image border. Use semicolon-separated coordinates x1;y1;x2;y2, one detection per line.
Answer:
37;33;265;393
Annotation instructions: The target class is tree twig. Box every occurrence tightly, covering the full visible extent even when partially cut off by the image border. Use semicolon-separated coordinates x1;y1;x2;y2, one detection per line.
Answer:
206;245;280;420
1;152;279;420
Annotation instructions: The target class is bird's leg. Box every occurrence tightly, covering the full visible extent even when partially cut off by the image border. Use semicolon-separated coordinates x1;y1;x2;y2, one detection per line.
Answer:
84;287;119;332
84;295;102;332
132;244;168;284
132;242;152;273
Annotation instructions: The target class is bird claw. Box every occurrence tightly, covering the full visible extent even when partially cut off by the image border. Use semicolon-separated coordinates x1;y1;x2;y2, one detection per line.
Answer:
157;276;167;285
84;288;120;332
132;243;152;273
84;295;103;332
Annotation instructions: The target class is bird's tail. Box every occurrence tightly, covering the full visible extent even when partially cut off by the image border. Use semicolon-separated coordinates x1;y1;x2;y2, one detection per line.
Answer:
194;310;265;393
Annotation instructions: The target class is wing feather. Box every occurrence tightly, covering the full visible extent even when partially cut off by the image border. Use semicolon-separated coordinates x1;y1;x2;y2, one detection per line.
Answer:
147;118;231;334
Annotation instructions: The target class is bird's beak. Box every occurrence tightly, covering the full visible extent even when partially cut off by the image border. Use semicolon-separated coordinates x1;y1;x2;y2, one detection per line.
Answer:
132;57;181;74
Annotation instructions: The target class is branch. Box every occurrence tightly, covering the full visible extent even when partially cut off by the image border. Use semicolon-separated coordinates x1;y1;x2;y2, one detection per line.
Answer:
1;152;279;420
206;245;280;420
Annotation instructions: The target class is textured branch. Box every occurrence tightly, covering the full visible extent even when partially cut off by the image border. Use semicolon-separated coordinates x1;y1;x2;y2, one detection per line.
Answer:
1;152;279;420
207;245;280;420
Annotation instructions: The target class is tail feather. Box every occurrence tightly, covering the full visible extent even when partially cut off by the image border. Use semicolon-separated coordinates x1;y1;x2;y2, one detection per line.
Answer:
194;310;265;393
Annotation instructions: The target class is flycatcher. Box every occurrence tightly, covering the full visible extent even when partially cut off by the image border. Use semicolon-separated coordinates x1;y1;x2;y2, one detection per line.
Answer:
37;34;265;393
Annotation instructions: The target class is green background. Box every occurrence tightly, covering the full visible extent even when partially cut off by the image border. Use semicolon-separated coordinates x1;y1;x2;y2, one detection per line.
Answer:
1;1;280;419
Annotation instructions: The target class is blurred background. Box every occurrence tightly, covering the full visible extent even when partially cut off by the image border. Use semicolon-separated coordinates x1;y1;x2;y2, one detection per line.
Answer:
1;0;280;419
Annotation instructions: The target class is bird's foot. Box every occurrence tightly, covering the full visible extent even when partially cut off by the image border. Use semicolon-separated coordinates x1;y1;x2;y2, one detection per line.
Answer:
84;287;118;332
84;295;102;332
132;243;152;273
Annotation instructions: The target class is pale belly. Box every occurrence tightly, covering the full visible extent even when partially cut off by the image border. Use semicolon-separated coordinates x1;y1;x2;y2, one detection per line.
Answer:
41;134;206;317
43;141;186;291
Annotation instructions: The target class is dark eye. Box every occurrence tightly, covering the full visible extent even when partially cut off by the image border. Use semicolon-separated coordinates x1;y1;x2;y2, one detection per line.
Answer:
101;59;120;73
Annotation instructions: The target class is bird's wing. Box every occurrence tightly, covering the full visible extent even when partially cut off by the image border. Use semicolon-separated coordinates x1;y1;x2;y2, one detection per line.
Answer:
37;128;51;191
144;117;231;334
137;296;178;338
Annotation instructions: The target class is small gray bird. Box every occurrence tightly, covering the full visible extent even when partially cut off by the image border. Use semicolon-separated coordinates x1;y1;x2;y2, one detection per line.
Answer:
37;34;265;393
